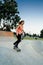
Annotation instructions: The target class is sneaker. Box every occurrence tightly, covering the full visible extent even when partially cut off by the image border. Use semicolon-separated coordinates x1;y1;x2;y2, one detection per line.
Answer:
13;46;21;52
16;48;21;52
13;46;18;49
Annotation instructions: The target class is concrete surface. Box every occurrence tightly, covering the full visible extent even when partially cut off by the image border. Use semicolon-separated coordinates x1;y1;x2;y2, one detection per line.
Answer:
0;37;43;65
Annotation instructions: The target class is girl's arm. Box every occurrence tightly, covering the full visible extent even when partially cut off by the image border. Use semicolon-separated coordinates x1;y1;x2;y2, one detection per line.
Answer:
16;25;20;36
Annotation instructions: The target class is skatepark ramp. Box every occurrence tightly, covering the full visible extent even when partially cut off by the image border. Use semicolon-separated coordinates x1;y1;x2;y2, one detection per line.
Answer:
0;37;43;65
0;31;14;37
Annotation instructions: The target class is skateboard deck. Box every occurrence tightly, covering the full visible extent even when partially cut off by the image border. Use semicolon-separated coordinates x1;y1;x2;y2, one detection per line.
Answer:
13;47;21;52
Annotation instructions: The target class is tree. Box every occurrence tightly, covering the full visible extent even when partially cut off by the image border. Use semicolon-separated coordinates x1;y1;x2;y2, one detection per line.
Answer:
0;1;3;19
12;15;21;28
32;34;37;37
40;29;43;38
0;0;21;31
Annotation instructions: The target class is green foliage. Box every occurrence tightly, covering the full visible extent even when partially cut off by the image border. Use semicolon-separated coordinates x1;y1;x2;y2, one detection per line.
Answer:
0;0;21;29
14;15;21;28
32;34;37;37
40;29;43;38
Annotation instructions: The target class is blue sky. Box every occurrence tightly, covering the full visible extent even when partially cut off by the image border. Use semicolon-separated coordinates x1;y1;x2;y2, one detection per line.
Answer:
16;0;43;34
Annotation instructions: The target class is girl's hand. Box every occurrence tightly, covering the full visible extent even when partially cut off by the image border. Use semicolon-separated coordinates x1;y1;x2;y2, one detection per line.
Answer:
16;32;18;36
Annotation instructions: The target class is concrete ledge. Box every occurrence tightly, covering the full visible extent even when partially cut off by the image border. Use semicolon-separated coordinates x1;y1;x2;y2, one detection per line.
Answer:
0;31;14;37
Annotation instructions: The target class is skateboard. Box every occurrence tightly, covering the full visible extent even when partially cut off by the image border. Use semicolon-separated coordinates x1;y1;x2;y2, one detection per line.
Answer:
13;47;21;52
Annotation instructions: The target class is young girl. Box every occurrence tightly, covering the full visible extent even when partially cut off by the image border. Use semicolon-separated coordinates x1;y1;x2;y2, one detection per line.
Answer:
13;20;24;51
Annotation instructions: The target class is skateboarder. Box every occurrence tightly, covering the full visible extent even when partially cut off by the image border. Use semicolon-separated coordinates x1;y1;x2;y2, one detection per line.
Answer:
13;20;24;51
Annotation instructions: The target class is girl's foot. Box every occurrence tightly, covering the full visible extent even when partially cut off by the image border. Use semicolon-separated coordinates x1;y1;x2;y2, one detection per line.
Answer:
13;46;21;52
16;48;21;52
13;46;18;49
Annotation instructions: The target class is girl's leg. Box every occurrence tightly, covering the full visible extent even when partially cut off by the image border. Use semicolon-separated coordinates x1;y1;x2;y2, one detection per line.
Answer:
14;34;21;48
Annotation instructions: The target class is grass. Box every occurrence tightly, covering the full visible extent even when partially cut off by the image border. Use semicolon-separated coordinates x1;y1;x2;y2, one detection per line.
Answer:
14;35;43;40
24;36;43;40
